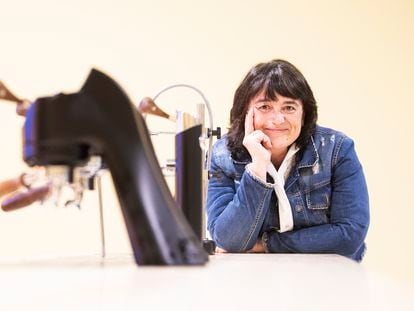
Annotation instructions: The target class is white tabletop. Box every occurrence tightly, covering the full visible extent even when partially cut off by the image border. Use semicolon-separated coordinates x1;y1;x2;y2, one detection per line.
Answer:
0;253;413;310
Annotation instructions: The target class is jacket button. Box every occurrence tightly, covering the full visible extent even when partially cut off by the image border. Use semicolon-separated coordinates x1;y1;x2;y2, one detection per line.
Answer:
295;205;303;212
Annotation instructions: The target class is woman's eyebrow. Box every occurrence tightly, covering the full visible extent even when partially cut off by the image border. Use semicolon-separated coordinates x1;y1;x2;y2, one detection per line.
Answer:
254;98;269;104
283;100;299;106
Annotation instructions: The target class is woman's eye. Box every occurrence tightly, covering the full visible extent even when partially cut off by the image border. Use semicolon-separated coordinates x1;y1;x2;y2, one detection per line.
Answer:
283;106;296;113
256;104;272;112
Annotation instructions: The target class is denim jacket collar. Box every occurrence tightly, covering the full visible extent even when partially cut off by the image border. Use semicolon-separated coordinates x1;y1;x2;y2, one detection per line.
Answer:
297;136;319;169
284;136;319;192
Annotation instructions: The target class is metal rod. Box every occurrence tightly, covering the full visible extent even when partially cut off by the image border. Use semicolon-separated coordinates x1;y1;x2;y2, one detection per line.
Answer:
97;176;106;259
152;84;214;171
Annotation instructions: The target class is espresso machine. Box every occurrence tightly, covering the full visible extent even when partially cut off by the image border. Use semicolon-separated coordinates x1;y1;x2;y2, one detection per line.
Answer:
138;87;220;253
1;69;209;266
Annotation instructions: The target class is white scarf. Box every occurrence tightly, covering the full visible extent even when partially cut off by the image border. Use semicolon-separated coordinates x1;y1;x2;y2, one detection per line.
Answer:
266;144;299;233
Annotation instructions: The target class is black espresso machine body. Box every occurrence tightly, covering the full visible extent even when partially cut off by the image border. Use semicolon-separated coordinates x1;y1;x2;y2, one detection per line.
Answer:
23;69;208;266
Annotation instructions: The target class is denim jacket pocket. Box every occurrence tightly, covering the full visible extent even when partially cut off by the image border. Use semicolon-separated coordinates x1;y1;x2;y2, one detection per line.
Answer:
304;181;331;224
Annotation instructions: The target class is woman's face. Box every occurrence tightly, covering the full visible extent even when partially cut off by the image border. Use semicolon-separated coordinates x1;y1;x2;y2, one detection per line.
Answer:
249;90;303;151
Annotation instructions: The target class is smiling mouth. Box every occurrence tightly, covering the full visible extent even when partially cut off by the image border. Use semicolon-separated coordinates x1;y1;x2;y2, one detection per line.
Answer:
265;128;289;132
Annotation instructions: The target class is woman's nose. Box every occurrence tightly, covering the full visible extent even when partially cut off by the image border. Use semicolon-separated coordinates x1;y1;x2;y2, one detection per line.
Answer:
272;111;285;124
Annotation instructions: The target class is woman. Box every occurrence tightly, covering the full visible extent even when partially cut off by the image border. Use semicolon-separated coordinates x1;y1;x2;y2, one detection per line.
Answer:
206;59;369;261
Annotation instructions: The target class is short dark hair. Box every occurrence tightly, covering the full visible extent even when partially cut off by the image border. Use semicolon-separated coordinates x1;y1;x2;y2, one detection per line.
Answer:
227;59;318;160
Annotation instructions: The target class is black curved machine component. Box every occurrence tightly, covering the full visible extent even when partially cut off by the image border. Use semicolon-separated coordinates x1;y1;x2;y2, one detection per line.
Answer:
175;124;203;240
23;69;208;266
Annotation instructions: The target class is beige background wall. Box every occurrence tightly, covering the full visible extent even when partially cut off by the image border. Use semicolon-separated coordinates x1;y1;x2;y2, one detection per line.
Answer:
0;0;413;285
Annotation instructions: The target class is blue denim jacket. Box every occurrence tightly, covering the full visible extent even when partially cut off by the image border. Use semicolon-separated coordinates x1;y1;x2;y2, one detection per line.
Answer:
206;125;370;261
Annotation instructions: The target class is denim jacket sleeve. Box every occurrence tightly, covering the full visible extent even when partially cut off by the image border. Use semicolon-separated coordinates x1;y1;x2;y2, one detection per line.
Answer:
206;141;275;252
263;136;370;260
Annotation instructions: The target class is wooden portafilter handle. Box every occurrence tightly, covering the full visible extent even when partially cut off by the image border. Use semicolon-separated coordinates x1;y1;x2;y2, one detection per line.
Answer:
138;97;176;122
0;176;22;198
1;185;51;212
0;80;30;116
